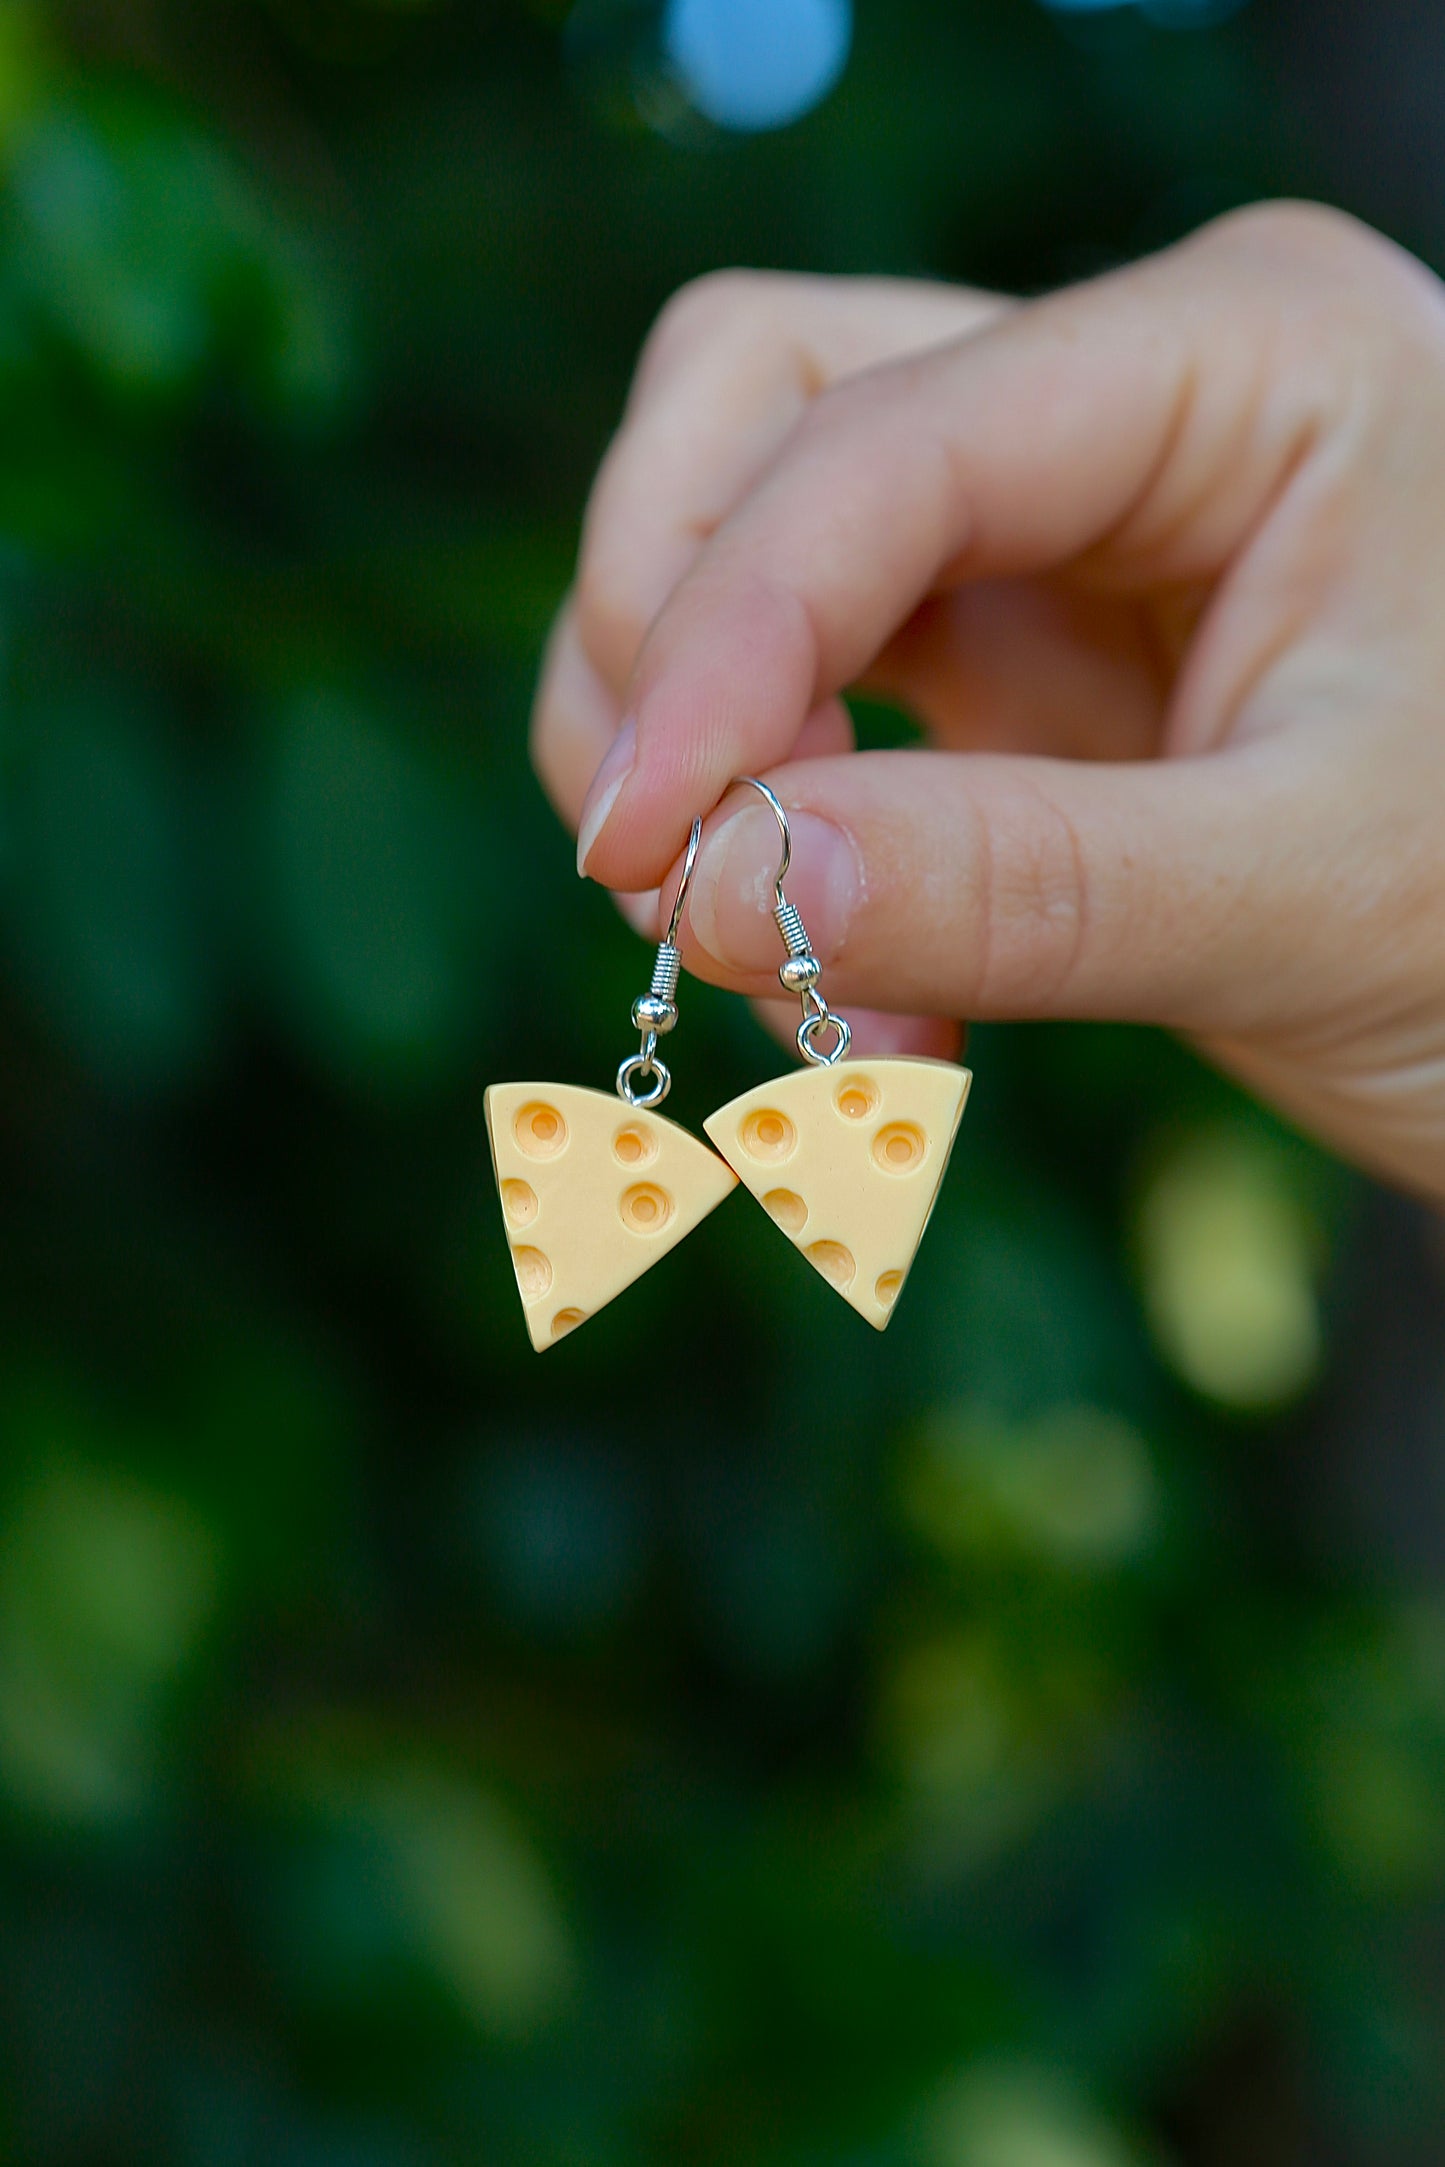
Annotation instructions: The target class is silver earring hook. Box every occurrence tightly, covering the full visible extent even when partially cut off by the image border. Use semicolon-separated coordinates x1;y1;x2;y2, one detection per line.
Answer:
663;812;703;945
616;816;703;1110
734;774;792;900
729;776;851;1067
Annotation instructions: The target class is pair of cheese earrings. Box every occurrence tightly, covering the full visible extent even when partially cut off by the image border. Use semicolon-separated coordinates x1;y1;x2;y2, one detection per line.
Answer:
486;778;971;1350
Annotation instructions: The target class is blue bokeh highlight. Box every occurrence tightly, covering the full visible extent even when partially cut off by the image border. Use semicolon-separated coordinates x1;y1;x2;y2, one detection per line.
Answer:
662;0;853;131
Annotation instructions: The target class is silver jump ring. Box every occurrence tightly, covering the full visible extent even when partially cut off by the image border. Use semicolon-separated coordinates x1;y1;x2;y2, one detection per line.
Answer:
797;1010;851;1066
617;1051;672;1108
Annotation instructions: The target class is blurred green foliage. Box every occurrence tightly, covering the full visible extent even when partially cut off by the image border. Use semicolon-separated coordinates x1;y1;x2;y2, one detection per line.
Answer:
0;3;1440;2164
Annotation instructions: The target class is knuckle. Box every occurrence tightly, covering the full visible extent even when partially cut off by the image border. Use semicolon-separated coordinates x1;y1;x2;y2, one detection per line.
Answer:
527;702;562;801
976;782;1094;1012
1197;198;1377;264
635;268;773;390
1192;199;1440;315
572;528;648;687
1178;200;1445;392
786;367;875;452
527;661;567;799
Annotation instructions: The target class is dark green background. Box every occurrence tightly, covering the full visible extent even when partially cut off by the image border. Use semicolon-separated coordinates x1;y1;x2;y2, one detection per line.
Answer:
0;3;1443;2163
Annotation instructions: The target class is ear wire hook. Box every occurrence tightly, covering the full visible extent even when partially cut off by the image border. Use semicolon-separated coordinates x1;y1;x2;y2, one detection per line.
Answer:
663;812;703;947
732;777;852;1067
616;816;703;1110
735;774;792;899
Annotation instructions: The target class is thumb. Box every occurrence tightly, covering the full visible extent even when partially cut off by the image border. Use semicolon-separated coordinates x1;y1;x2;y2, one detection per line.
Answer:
674;745;1341;1040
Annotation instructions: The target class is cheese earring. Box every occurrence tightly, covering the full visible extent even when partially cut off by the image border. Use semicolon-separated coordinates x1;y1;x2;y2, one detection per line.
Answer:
702;779;971;1330
486;818;736;1351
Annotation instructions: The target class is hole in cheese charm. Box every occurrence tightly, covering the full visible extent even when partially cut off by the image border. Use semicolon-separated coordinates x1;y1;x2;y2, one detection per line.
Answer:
704;1058;970;1329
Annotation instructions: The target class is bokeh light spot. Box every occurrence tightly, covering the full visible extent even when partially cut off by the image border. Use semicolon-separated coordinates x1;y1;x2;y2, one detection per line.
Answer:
903;1403;1160;1575
1135;1125;1324;1411
927;2063;1144;2167
663;0;852;132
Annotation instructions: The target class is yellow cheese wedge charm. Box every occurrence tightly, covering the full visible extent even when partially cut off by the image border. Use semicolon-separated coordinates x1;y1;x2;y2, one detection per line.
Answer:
486;1081;735;1350
701;778;970;1328
488;818;736;1351
704;1057;969;1329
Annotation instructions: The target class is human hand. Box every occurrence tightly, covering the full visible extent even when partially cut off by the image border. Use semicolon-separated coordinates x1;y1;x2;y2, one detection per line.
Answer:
533;269;1001;1059
533;207;1445;1204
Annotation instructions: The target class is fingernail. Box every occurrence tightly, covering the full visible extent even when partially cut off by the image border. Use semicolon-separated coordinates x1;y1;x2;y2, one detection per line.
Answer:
576;719;636;876
689;804;863;971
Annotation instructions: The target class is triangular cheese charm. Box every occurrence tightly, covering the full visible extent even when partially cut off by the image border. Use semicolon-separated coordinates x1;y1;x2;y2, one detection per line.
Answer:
704;1058;970;1330
486;1082;737;1351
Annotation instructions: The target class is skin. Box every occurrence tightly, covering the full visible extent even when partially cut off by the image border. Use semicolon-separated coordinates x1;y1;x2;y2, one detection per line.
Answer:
532;204;1445;1206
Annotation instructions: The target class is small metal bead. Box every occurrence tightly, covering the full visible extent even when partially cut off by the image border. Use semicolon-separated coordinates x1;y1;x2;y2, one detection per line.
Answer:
779;953;822;993
632;992;678;1035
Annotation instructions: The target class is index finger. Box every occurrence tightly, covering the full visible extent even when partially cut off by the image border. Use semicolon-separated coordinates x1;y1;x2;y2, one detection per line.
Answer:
577;274;1005;693
575;214;1342;892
